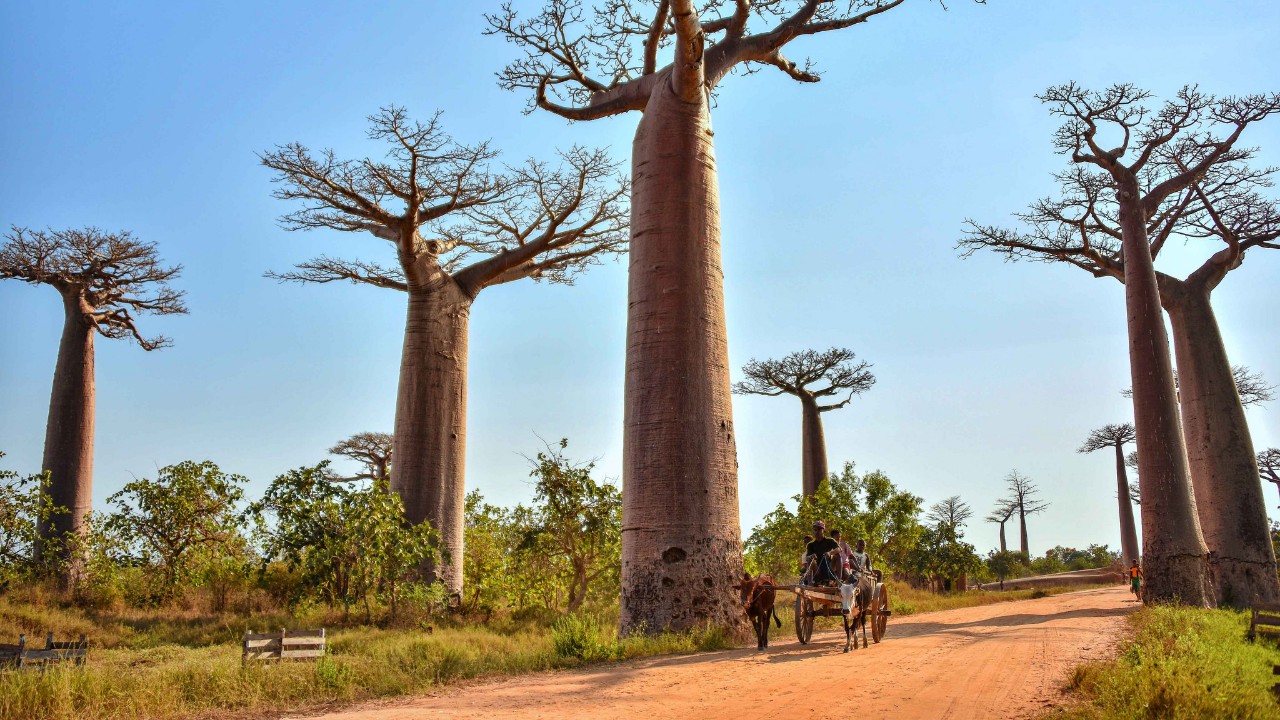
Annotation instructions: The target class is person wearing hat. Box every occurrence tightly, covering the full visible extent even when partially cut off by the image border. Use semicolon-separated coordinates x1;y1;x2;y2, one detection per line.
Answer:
803;520;840;585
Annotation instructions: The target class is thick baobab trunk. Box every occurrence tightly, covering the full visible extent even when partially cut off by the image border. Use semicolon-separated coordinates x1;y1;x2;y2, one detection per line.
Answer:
799;395;828;497
621;82;747;637
997;521;1007;554
36;294;96;571
1113;444;1141;566
1165;288;1279;606
1018;508;1029;558
1117;186;1213;606
390;280;471;596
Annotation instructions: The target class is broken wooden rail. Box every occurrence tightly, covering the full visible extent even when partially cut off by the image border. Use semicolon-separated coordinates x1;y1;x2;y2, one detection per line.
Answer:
0;633;88;670
1247;602;1280;642
242;628;326;663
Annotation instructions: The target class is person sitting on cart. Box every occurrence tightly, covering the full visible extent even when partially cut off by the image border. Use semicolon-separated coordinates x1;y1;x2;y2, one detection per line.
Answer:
831;529;853;580
803;520;841;586
799;534;814;576
850;539;873;575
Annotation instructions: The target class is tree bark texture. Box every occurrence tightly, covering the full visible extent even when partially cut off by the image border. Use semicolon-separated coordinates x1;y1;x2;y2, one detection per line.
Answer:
1117;184;1213;606
621;81;747;637
1165;288;1279;606
36;293;96;569
800;395;828;497
997;521;1007;554
390;280;471;595
1114;444;1141;566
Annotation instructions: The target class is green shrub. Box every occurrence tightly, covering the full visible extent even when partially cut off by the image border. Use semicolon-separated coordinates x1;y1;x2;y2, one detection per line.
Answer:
551;614;614;662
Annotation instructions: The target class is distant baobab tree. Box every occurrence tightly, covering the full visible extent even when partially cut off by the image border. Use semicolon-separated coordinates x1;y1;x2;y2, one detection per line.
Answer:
927;496;973;534
1004;471;1048;558
733;348;875;496
0;227;186;573
328;432;393;483
1260;449;1280;507
960;84;1280;605
1078;423;1140;565
262;107;628;595
486;0;962;636
985;499;1018;554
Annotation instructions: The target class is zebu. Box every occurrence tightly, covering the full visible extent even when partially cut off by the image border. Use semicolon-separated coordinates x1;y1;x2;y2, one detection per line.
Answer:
734;572;783;650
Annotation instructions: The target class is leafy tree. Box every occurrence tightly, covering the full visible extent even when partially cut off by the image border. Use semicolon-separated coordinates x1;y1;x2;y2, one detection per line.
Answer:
903;523;981;591
744;462;923;580
248;462;439;620
985;550;1023;587
463;490;518;615
105;460;247;601
519;440;622;612
0;453;63;587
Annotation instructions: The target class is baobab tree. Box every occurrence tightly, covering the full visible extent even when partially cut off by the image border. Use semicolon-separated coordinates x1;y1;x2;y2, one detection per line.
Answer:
985;499;1018;554
486;0;949;635
927;495;973;534
262;107;628;595
1078;423;1140;565
1260;448;1280;507
328;432;393;483
0;227;186;572
733;348;875;496
961;84;1280;605
1004;470;1048;558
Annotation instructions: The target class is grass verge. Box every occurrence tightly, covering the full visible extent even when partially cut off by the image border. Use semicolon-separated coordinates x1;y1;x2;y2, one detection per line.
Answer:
1054;603;1280;719
0;594;729;720
0;583;1117;720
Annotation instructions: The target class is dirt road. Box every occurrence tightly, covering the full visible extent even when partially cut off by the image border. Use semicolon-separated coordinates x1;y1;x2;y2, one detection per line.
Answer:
302;586;1135;720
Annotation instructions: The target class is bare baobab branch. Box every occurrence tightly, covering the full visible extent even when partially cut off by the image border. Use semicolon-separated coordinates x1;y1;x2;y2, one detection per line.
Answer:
327;432;394;483
1120;365;1275;408
262;108;628;594
733;347;875;495
0;227;187;573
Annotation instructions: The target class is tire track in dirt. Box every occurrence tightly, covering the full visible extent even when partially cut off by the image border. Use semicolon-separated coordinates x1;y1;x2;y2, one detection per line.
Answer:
297;586;1136;720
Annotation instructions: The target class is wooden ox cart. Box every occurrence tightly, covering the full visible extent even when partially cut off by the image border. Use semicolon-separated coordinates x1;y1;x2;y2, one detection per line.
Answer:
787;573;892;652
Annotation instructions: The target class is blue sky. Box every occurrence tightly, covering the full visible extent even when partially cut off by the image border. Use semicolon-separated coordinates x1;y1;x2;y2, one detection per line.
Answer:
2;1;1277;557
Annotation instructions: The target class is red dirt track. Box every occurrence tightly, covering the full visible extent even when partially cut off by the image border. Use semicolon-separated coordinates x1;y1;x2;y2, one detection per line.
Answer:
299;586;1135;720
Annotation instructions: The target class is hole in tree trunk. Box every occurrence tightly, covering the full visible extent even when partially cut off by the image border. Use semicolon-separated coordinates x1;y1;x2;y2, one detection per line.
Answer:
663;547;687;563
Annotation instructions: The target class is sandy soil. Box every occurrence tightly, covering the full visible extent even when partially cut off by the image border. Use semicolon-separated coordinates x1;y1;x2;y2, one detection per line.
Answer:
297;586;1136;720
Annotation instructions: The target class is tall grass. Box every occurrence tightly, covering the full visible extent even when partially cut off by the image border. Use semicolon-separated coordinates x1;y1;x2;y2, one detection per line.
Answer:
1058;604;1280;719
0;591;731;720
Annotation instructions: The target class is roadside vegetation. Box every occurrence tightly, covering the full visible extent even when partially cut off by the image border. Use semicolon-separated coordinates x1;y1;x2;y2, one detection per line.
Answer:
1058;604;1280;719
0;448;1123;720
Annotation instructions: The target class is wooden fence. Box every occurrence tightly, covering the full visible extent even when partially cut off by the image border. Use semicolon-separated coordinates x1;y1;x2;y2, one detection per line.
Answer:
0;633;88;670
242;628;326;663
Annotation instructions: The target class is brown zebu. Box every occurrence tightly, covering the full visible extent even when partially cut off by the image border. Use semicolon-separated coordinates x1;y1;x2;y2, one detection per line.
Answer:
734;573;782;650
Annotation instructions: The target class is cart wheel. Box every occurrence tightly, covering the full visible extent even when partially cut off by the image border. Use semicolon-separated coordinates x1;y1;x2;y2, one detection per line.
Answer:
872;583;890;643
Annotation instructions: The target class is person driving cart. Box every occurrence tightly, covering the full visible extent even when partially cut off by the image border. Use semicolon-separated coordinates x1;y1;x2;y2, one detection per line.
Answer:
802;520;841;586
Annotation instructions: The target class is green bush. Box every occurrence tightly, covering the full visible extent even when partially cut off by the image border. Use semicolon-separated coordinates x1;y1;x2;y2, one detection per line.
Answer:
551;614;614;662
